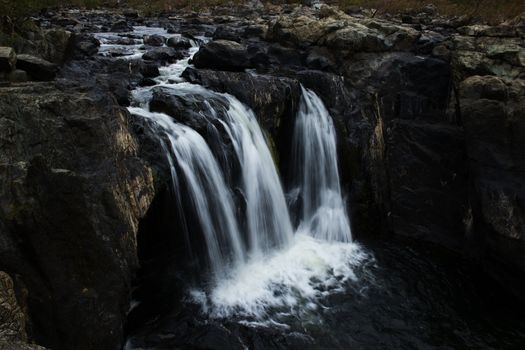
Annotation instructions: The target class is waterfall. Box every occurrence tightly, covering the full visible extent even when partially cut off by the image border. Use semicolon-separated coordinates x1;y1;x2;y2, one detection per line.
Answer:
291;86;352;242
122;27;363;323
129;107;246;280
219;96;294;256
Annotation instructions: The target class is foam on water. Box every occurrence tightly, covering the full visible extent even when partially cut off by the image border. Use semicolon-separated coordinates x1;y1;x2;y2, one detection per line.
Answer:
191;233;367;319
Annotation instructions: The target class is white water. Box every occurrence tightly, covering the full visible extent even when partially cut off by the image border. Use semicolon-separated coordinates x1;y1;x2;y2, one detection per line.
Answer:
219;96;294;255
291;86;353;242
115;26;365;323
129;107;245;280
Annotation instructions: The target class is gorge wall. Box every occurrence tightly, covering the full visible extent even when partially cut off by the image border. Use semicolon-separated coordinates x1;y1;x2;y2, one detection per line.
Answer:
0;3;523;349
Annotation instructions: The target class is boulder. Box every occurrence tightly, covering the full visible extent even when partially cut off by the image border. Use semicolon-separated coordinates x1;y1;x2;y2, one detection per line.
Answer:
0;47;16;73
166;36;192;49
110;20;133;33
140;63;160;78
142;47;184;63
192;40;252;71
66;34;100;60
15;55;58;81
143;34;165;47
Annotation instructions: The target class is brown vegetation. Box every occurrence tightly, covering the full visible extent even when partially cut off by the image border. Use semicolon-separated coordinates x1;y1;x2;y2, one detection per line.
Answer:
0;0;524;23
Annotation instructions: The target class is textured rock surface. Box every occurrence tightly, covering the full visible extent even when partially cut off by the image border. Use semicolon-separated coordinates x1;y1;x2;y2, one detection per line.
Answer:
0;84;156;349
15;55;58;81
192;40;252;71
0;272;46;350
0;47;16;73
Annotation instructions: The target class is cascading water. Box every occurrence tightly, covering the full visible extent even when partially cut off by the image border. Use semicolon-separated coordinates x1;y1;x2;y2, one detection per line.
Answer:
218;96;294;255
129;107;246;280
290;86;352;243
118;26;365;326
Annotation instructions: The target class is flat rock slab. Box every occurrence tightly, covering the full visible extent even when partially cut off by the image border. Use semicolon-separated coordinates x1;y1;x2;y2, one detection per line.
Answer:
0;47;16;72
15;54;58;81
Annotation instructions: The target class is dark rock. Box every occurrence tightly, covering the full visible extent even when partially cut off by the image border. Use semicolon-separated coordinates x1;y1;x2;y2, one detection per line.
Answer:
143;34;165;47
110;20;133;33
166;36;191;49
140;63;160;78
8;69;28;83
139;78;157;87
142;47;184;63
192;40;252;71
305;46;337;72
0;85;155;350
213;25;243;41
123;10;139;18
149;86;229;133
385;120;467;248
459;76;525;282
15;54;57;81
0;47;16;72
114;37;137;45
66;34;100;60
182;67;301;140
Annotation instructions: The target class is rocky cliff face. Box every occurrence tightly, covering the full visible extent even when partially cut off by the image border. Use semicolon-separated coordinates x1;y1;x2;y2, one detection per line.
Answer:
0;83;156;349
0;3;523;349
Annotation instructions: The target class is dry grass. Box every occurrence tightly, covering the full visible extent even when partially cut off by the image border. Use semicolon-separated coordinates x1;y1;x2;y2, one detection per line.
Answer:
330;0;525;24
1;0;524;23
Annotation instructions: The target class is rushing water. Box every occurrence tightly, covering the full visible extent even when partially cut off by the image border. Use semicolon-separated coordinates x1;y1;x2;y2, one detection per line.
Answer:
117;25;362;323
291;86;352;243
102;25;525;350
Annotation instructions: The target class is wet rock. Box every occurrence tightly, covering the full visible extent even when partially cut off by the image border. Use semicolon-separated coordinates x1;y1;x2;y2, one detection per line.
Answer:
181;67;301;140
0;47;16;72
192;40;252;71
142;47;184;63
149;86;229;132
114;37;137;45
140;63;160;78
166;36;192;49
0;85;155;350
143;34;165;47
15;54;57;81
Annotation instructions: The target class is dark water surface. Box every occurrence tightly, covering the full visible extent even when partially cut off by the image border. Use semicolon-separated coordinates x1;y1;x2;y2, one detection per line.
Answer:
127;236;525;350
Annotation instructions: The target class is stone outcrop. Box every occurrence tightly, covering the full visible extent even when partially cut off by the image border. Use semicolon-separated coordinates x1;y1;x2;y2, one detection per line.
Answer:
0;47;16;73
0;84;156;349
0;272;46;350
15;55;57;81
